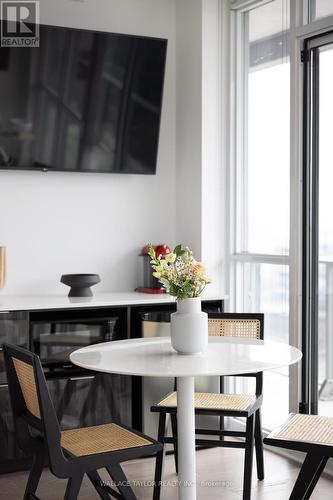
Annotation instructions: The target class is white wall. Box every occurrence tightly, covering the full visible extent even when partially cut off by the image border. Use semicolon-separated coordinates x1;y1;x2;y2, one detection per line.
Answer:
176;0;225;294
175;0;203;259
0;0;176;294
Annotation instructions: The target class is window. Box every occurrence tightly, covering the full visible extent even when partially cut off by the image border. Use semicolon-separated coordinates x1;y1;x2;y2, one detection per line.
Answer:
311;0;333;21
231;0;290;430
230;0;333;429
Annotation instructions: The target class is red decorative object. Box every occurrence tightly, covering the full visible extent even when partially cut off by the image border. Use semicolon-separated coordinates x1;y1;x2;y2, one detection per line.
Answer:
155;244;171;257
140;244;171;257
135;287;165;294
141;245;149;255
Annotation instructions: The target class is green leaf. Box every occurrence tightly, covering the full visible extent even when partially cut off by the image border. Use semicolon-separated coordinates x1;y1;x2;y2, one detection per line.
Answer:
174;244;182;256
174;244;186;257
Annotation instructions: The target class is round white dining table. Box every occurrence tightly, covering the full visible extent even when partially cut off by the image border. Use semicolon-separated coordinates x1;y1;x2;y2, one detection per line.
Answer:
70;336;302;500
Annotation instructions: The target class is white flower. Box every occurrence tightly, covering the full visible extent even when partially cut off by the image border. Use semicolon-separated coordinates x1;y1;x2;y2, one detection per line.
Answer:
165;252;176;263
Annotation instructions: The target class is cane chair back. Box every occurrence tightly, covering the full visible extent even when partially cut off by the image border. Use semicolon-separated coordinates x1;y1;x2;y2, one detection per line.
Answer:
207;313;264;398
3;344;64;473
208;313;264;340
12;357;41;420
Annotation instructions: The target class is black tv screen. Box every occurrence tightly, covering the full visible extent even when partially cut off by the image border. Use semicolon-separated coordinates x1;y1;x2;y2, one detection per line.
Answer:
0;26;167;174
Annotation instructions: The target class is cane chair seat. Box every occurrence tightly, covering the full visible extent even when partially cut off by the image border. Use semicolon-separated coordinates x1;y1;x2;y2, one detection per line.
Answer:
266;414;333;446
157;391;257;412
264;414;333;499
61;423;153;457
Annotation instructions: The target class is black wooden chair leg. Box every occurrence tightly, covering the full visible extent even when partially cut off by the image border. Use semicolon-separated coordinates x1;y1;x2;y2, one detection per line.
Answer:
303;455;328;500
254;409;264;480
64;474;83;500
289;453;328;500
170;413;179;474
86;470;111;499
153;413;166;500
219;415;224;441
106;464;136;500
219;375;225;442
23;450;45;500
153;448;164;500
243;414;255;500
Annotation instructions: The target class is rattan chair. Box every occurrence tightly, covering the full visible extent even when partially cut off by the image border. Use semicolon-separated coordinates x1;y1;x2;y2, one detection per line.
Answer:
151;313;265;500
3;343;163;500
264;413;333;499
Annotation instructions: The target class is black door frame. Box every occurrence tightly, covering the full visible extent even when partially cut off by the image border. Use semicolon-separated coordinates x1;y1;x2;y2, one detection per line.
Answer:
301;31;333;414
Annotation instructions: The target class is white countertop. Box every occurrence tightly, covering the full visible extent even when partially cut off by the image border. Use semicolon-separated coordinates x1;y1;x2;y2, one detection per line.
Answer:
0;291;228;312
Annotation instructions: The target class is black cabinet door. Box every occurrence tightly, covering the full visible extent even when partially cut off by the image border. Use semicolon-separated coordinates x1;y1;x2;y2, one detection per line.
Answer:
0;386;31;472
0;312;30;472
0;311;29;384
30;307;128;378
48;373;132;430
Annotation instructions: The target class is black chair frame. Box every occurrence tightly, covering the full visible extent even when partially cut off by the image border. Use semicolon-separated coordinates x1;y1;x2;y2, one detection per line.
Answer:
151;312;265;500
3;343;163;500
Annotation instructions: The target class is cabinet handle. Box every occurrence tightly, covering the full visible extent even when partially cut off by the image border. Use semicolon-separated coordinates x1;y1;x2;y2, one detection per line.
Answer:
0;311;10;314
69;376;95;381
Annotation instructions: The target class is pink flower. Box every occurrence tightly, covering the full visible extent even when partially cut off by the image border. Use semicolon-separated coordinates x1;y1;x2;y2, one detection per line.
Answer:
191;262;206;275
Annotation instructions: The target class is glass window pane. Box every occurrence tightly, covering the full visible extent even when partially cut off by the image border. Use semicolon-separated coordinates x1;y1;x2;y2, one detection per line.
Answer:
313;0;333;20
233;0;291;431
236;263;289;429
247;63;290;254
237;263;289;344
318;46;333;261
244;0;290;255
249;0;289;42
317;43;333;416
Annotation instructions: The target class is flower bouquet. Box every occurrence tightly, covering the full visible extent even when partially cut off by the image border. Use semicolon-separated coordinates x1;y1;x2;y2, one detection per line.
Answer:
148;244;210;354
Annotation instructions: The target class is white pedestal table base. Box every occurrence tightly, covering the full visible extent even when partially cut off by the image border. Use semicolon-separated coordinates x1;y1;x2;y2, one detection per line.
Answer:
177;376;196;500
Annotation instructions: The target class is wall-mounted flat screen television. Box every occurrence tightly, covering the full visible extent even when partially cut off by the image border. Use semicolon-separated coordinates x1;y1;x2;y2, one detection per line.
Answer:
0;25;167;174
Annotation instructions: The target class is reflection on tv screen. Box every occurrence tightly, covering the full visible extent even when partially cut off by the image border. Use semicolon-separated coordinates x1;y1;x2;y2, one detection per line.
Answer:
0;26;167;174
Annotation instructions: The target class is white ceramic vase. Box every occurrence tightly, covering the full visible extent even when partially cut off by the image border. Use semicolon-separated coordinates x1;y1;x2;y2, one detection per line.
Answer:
170;297;208;354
